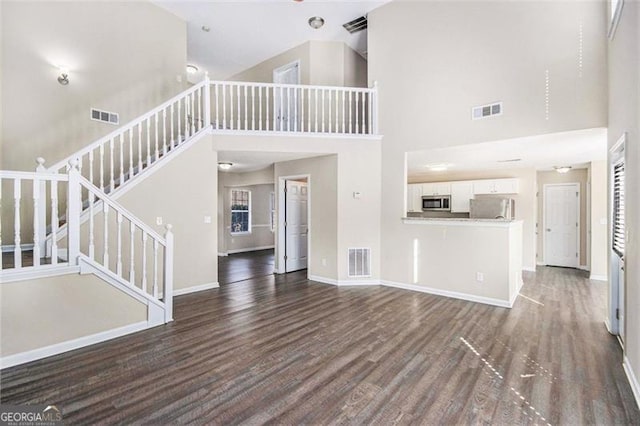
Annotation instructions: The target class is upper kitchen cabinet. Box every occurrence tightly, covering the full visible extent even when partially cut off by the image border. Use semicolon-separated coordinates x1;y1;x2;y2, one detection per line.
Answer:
473;178;519;195
422;182;451;196
407;183;423;212
450;181;474;212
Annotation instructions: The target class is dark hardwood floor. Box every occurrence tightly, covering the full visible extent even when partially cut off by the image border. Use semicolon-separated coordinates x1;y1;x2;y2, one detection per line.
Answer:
218;249;275;285
1;266;639;424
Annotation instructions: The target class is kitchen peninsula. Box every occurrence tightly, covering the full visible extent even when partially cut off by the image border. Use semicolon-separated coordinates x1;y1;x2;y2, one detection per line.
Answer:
394;217;524;308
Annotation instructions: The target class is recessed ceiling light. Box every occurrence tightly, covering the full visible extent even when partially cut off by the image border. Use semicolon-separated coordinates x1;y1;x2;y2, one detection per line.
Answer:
218;162;233;171
554;166;572;173
308;16;325;29
425;163;451;172
201;25;210;32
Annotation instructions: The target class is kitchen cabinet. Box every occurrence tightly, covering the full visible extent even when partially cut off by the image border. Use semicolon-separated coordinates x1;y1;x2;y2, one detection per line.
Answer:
422;182;451;196
450;181;474;213
473;178;519;195
407;183;423;212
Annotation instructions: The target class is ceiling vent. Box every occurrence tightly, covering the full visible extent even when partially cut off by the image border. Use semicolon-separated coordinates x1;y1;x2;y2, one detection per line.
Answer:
348;248;371;278
91;108;119;125
471;102;502;120
343;15;367;34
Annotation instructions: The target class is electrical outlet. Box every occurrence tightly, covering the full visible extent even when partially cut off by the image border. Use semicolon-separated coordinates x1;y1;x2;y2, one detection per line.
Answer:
156;217;163;225
476;272;484;282
322;258;327;266
204;215;212;224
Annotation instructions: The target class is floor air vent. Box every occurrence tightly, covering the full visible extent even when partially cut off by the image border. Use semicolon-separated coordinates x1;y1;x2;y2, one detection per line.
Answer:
343;16;367;34
91;108;119;125
348;248;371;278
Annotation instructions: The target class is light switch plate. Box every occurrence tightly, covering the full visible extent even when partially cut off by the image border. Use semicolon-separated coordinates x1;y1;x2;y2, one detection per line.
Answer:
204;216;212;224
156;217;163;225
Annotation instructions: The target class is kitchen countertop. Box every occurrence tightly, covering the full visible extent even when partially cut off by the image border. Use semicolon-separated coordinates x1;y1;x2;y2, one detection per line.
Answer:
402;217;522;227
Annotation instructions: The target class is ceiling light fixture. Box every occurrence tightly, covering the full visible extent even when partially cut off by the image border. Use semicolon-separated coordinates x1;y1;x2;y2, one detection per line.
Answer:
186;64;199;74
201;25;211;32
554;166;572;173
308;16;325;29
426;163;451;172
57;66;69;85
218;162;233;171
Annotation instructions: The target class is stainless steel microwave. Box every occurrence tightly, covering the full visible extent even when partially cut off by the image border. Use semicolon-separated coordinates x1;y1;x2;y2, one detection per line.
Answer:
422;195;451;211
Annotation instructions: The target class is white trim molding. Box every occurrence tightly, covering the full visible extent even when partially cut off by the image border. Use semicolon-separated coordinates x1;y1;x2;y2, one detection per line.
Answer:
522;266;537;272
589;274;608;282
0;321;149;369
309;275;380;286
227;245;275;254
381;280;513;308
218;252;229;257
623;356;640;410
173;282;220;296
0;265;79;284
1;243;35;253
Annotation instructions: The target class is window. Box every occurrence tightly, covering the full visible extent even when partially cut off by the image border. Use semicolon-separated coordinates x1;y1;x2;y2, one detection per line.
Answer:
613;160;625;257
231;190;251;234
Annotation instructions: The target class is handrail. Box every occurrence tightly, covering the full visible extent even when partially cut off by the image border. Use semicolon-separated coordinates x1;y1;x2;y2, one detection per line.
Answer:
212;80;376;93
0;170;68;180
48;80;208;173
78;176;167;244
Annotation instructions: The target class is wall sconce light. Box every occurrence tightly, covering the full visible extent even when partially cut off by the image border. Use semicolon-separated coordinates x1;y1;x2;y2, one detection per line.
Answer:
57;67;69;85
218;162;233;171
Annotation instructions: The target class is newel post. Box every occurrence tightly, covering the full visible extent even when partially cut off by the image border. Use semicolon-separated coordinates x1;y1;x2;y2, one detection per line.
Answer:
163;224;174;323
67;159;81;265
372;80;379;135
35;157;47;258
203;72;212;128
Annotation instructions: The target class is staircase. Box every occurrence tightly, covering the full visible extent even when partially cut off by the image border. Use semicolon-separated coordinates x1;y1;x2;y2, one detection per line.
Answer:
0;75;379;366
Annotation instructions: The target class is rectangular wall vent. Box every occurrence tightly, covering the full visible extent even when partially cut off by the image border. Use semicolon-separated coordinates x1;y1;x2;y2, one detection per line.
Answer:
90;108;119;125
343;16;368;34
348;248;371;278
471;102;502;120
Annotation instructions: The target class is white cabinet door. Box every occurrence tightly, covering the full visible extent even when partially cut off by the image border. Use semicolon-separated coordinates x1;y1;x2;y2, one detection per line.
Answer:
473;180;495;195
451;182;474;213
407;184;423;212
422;182;451;196
494;178;519;194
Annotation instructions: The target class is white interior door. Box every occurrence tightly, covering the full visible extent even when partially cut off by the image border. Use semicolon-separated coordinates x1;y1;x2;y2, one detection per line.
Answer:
285;180;308;272
273;62;299;131
544;184;579;268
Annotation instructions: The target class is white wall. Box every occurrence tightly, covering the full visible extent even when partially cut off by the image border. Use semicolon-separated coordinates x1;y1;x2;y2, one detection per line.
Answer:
608;0;640;401
222;183;275;253
369;0;607;292
589;160;608;279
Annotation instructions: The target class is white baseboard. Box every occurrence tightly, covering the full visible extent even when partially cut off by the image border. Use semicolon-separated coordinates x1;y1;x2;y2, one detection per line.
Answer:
0;264;79;284
218;252;228;257
381;280;512;308
308;275;380;286
173;282;220;296
227;245;274;254
578;264;590;271
623;356;640;411
536;261;546;266
522;266;537;272
589;274;608;281
604;318;613;334
1;243;35;253
0;321;149;369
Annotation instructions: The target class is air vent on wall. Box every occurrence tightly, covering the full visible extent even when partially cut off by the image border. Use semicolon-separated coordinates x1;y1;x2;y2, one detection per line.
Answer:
343;15;367;34
90;108;119;125
348;248;371;278
471;102;502;120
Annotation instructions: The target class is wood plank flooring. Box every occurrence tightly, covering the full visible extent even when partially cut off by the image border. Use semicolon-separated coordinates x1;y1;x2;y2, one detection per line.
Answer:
1;265;639;424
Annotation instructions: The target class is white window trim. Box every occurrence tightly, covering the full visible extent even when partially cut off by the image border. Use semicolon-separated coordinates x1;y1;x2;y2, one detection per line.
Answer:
230;189;252;235
608;0;624;39
270;191;276;232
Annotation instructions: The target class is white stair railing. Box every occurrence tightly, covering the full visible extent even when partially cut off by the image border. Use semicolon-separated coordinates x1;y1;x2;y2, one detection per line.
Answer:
0;168;69;273
49;79;210;194
1;161;173;323
210;80;378;136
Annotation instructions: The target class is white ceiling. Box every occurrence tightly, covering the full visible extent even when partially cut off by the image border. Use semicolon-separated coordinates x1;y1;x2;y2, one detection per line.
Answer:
218;150;325;173
407;128;608;178
152;0;389;79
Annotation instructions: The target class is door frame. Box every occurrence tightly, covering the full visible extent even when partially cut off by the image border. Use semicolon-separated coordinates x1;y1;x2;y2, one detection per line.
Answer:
542;182;580;267
273;60;301;84
608;133;626;338
276;174;311;275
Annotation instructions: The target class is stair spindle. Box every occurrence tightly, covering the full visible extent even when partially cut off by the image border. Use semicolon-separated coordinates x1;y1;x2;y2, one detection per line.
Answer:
294;87;298;132
13;179;21;269
142;232;148;293
300;88;305;133
191;91;196;135
215;83;220;129
100;144;105;192
258;86;262;130
116;211;123;276
128;129;134;182
308;88;311;132
177;100;182;147
315;88;319;133
321;90;326;133
153;239;159;298
154;112;159;162
170;104;175;150
103;203;109;267
32;178;41;267
137;123;143;174
129;222;135;285
196;87;202;132
251;86;255;131
355;91;359;134
362;91;366;134
162;109;167;155
342;90;346;133
335;89;339;134
224;84;229;130
146;118;151;168
349;91;353;134
237;84;241;130
51;181;58;265
184;95;189;138
328;90;332;133
88;187;95;260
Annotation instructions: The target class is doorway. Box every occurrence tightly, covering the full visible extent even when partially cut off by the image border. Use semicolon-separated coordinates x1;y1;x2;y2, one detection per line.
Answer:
543;183;580;268
277;176;309;274
609;134;626;341
273;60;300;131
